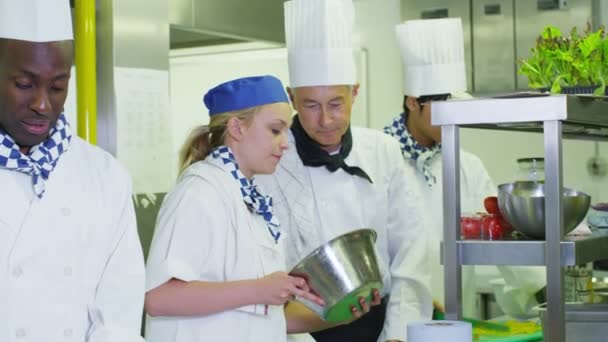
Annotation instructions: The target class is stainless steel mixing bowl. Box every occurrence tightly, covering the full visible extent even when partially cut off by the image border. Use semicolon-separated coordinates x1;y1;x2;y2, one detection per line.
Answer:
289;228;383;322
497;182;591;239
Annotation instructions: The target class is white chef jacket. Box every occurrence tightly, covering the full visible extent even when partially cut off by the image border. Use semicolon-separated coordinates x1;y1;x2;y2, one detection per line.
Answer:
0;137;146;342
257;128;433;342
145;159;287;342
422;150;495;317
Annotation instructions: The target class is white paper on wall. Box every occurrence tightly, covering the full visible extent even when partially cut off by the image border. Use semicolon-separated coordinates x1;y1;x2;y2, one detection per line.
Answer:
114;67;172;194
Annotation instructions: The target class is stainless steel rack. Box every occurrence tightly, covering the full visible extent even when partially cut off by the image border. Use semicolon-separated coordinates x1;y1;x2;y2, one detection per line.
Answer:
432;94;608;342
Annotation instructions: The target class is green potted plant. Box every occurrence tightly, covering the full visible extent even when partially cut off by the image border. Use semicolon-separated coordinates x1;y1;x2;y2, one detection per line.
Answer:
518;24;607;96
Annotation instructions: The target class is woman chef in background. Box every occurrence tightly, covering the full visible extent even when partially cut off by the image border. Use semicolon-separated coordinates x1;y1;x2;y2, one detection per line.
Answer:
143;75;369;342
385;18;546;319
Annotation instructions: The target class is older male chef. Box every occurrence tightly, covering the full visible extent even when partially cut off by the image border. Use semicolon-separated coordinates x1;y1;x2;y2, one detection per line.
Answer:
0;1;146;341
257;0;433;341
384;18;546;319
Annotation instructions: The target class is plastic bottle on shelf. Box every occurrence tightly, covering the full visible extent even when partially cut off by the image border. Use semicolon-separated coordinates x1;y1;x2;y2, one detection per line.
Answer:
515;157;545;183
564;263;593;303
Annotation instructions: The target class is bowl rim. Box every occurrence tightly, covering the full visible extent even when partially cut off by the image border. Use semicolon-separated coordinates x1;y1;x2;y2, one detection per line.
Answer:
289;228;377;272
591;203;608;212
497;182;591;199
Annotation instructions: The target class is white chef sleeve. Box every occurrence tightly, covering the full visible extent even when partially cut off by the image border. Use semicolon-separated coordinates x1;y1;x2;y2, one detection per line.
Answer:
87;169;146;342
145;175;226;291
383;140;433;342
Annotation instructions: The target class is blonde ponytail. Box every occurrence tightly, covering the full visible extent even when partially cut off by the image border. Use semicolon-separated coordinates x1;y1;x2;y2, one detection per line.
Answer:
178;106;261;175
179;125;211;174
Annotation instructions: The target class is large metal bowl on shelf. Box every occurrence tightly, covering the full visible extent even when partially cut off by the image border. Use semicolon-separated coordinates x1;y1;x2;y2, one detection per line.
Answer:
497;181;591;239
289;228;383;322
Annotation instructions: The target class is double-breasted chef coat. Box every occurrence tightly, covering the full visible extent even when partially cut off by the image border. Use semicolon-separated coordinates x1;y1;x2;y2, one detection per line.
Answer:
257;127;433;342
145;159;287;342
0;137;146;342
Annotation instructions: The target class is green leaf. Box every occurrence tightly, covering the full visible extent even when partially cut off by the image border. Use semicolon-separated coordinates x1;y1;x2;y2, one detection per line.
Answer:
579;30;602;57
595;80;606;96
520;24;607;92
551;76;564;93
542;25;562;40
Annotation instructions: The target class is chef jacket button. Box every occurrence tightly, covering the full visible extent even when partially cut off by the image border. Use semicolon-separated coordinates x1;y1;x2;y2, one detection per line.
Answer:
15;328;26;338
61;208;71;216
64;266;72;276
63;328;73;338
12;267;23;278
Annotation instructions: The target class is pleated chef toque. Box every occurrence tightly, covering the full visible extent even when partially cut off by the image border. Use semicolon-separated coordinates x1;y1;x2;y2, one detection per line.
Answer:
0;0;73;42
284;0;357;87
396;18;466;97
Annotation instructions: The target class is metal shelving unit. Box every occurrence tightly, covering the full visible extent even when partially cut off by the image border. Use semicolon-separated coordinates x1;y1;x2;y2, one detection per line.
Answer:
432;94;608;342
447;230;608;266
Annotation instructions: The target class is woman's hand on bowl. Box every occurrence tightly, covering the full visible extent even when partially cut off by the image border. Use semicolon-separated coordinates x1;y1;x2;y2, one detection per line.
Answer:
257;271;325;306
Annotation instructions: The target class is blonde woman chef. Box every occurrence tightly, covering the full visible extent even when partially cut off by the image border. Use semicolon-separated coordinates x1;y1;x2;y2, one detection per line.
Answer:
144;76;357;342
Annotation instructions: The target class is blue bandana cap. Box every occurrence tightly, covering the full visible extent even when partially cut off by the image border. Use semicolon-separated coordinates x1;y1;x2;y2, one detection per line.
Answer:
203;75;289;116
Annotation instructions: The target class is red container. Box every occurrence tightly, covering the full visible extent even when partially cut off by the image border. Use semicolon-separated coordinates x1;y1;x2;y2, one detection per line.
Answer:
481;214;513;240
461;214;483;240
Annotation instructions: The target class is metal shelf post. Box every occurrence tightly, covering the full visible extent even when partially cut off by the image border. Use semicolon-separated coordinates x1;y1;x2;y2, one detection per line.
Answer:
432;95;608;341
544;120;566;342
442;124;462;320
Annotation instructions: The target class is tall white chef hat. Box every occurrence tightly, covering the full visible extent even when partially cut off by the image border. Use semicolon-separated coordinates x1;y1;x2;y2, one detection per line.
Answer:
284;0;356;87
396;18;466;97
0;0;73;42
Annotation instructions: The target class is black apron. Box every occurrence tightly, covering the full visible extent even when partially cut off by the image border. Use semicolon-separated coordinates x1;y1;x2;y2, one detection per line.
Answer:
311;297;388;342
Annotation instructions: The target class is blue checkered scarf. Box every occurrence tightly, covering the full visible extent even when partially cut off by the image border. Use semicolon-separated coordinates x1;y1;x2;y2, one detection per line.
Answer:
0;114;72;198
384;113;440;187
209;145;281;243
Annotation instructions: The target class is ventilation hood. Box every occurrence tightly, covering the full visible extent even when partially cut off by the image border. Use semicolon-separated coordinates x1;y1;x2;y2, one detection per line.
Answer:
170;0;286;49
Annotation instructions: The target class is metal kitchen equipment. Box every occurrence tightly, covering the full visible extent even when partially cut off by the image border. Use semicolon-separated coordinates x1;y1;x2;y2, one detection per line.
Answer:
587;203;608;228
536;303;608;341
400;0;596;94
289;228;383;322
433;94;608;342
497;182;591;239
515;158;545;183
564;264;593;303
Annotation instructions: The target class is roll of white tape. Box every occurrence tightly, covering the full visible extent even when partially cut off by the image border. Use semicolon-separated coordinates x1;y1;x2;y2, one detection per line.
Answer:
407;320;473;342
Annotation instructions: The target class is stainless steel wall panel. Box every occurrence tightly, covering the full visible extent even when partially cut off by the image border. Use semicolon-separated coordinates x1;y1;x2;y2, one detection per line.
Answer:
95;0;170;174
114;0;169;69
472;0;516;93
96;0;117;155
592;0;608;30
193;0;285;43
515;0;593;90
400;0;473;91
169;0;193;27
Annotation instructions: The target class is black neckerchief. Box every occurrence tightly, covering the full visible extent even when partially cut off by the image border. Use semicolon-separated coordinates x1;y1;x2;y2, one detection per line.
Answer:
290;115;372;183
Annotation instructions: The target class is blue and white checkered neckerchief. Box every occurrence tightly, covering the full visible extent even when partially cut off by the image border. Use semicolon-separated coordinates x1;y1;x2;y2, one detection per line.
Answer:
208;145;281;243
0;114;72;198
384;113;441;187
